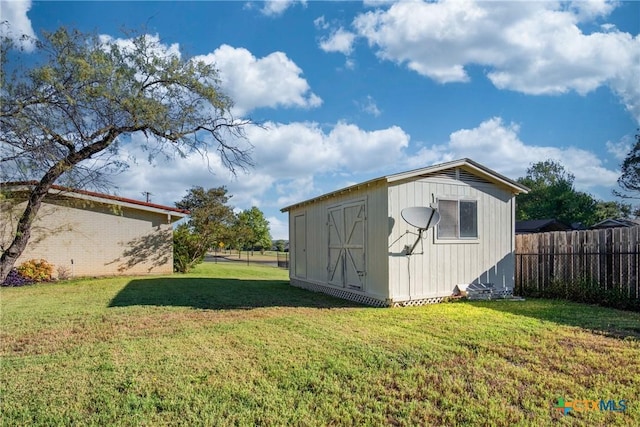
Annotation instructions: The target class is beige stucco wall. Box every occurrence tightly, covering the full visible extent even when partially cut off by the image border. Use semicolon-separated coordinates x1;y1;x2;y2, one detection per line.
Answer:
1;196;175;277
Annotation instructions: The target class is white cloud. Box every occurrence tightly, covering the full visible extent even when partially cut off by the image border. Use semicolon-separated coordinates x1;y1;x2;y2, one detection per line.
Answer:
569;0;617;22
107;121;410;229
606;134;635;161
266;216;288;240
406;117;620;191
95;36;321;117
99;33;182;59
259;0;306;17
112;116;619;205
363;0;397;7
0;0;36;51
314;16;329;30
319;27;356;55
351;0;640;122
247;120;410;177
196;45;322;116
100;117;620;240
275;176;317;208
359;95;381;117
345;58;356;70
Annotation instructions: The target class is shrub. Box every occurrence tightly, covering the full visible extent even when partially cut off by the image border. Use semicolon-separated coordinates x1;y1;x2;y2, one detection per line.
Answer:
17;259;54;282
173;224;205;273
1;268;34;287
56;265;72;280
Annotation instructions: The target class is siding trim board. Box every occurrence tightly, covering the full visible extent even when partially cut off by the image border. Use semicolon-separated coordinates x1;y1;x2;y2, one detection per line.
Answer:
293;213;307;279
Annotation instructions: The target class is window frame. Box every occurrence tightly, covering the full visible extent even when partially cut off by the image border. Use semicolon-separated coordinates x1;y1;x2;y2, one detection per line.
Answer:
435;198;479;243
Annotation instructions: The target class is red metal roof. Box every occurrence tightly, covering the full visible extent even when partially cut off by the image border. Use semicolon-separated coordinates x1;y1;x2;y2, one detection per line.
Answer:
1;181;190;215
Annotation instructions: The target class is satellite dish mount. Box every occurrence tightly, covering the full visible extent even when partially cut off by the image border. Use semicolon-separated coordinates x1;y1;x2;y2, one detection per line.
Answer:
400;206;441;255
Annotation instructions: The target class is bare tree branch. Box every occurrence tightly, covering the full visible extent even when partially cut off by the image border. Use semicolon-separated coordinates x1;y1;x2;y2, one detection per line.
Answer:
0;28;255;282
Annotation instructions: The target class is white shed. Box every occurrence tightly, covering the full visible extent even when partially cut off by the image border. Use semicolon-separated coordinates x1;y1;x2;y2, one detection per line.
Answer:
281;158;529;306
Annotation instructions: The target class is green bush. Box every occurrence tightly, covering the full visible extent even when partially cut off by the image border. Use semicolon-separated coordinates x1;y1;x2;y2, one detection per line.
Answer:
173;224;205;273
17;259;54;282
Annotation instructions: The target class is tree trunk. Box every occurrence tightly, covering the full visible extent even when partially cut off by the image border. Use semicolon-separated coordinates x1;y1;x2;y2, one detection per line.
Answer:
0;133;118;284
0;183;51;283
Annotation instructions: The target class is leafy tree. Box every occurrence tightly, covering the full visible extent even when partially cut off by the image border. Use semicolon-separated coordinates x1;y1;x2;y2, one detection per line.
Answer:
594;201;632;222
173;186;234;273
274;239;286;252
516;160;599;227
235;207;272;254
616;131;640;198
0;28;252;282
172;224;208;274
229;216;253;257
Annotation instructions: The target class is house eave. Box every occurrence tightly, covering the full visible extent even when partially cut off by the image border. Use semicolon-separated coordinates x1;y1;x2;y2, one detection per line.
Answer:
1;182;189;221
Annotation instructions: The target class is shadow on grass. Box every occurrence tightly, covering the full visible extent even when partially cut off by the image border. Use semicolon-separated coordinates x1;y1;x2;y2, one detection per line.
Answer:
466;298;640;340
109;277;364;310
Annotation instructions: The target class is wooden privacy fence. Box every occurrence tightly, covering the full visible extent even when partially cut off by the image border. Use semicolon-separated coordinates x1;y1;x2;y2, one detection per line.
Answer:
515;226;640;300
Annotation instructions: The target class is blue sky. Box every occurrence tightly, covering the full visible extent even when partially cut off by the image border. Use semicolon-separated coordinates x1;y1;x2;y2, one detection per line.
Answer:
2;0;639;239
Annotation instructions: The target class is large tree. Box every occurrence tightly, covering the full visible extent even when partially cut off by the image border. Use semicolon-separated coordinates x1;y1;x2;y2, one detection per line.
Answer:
173;186;235;273
594;200;632;222
516;160;599;227
616;132;640;198
0;28;252;282
234;206;272;254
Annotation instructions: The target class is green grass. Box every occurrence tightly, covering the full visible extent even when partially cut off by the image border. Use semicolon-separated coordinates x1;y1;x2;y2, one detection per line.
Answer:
1;263;639;426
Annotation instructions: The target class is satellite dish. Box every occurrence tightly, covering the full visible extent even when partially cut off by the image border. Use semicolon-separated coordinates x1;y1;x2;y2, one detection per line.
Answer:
400;206;441;255
401;207;441;230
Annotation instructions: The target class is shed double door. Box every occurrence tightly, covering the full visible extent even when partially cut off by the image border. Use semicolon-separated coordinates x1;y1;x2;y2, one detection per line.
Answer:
328;201;366;290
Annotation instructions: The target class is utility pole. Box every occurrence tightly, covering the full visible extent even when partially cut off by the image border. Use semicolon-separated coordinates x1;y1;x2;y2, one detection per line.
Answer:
142;192;152;203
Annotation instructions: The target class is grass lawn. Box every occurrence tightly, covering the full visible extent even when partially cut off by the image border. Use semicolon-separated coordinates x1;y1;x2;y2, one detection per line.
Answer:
1;263;639;426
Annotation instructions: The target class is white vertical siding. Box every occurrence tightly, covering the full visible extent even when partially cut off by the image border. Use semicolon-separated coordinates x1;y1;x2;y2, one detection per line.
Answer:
387;175;516;302
287;167;518;305
288;181;390;301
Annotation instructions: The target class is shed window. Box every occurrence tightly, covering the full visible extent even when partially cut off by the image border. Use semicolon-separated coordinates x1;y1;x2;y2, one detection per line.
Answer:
437;199;477;239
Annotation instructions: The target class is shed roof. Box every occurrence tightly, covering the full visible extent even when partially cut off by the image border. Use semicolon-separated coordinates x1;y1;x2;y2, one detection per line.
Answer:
281;158;529;212
1;181;189;221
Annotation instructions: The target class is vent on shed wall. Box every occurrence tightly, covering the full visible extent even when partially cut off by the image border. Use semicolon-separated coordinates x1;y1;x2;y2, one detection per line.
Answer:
459;170;491;185
421;170;457;180
420;168;491;184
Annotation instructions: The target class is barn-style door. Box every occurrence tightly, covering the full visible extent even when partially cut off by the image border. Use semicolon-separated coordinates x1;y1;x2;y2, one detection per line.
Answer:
328;201;366;290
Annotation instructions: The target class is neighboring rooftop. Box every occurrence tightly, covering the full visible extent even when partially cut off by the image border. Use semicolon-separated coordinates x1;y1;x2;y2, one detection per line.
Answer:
1;181;189;218
590;218;640;230
515;219;573;234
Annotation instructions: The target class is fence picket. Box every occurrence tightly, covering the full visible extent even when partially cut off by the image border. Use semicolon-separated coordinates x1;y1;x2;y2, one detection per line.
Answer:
515;226;639;304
